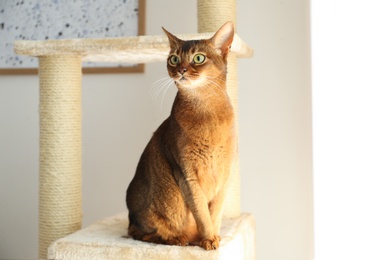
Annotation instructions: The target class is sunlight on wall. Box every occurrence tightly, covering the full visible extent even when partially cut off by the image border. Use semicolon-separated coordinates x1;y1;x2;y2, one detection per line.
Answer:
312;1;390;259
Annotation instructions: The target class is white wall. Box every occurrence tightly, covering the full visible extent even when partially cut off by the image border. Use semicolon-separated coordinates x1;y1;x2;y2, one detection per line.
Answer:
312;1;390;259
0;0;312;259
238;1;313;259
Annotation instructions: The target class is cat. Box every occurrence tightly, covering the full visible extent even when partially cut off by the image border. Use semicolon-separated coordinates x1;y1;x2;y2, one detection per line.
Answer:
126;21;236;251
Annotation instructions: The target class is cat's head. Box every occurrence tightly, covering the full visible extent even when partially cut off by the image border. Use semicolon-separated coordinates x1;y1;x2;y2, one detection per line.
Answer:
163;22;234;89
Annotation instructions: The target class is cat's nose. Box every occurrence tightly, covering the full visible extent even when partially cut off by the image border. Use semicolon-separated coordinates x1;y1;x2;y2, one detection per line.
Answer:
178;67;187;75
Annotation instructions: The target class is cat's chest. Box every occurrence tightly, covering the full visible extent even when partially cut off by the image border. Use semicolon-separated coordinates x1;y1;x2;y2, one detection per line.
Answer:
185;134;231;169
187;140;230;198
172;119;234;199
176;110;234;164
176;108;234;142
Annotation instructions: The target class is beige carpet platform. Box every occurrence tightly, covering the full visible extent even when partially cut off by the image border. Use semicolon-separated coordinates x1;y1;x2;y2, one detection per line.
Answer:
14;32;252;64
48;213;255;260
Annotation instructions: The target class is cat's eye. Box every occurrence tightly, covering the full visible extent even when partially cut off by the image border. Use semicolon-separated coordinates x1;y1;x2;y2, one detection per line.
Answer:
169;55;180;66
193;54;206;64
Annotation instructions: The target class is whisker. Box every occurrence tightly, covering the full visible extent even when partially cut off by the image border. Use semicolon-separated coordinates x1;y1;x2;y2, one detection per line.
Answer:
149;77;170;100
148;77;175;114
149;77;173;102
159;80;174;112
202;76;225;97
204;77;225;91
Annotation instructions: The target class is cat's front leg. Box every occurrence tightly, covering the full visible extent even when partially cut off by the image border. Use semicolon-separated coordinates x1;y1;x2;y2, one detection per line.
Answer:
209;159;232;236
208;187;226;235
199;234;221;250
200;187;227;250
176;169;219;250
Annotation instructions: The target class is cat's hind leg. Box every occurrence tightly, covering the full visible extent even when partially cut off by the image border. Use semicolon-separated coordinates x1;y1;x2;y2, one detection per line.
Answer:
151;217;189;246
129;229;189;246
128;214;189;246
165;235;189;246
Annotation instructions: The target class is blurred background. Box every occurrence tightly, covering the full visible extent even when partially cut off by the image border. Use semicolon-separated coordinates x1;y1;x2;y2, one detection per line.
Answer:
1;0;389;259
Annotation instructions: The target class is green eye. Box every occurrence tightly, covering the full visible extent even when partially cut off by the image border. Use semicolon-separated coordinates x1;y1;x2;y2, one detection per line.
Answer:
193;54;206;64
169;55;180;66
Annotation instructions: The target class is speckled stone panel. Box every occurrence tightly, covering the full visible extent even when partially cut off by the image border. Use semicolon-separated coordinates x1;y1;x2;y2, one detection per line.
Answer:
0;0;139;69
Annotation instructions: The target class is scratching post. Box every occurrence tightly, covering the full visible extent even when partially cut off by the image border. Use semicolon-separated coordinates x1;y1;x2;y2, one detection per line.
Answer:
38;55;83;258
198;0;240;218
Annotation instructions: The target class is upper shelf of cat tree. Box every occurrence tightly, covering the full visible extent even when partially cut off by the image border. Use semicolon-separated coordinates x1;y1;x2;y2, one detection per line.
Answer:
14;33;253;64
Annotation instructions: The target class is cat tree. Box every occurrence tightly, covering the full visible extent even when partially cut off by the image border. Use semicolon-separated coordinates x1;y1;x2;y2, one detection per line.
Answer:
15;0;254;259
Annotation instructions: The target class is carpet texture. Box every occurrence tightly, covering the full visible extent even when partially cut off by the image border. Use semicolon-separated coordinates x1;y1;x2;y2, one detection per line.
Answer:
48;212;255;260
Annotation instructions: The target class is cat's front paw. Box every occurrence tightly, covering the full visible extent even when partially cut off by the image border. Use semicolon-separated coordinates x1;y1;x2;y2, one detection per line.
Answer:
200;235;221;250
166;235;189;246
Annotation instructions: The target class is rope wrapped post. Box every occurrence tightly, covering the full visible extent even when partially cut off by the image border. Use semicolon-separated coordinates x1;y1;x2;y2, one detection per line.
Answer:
38;55;83;258
197;0;240;218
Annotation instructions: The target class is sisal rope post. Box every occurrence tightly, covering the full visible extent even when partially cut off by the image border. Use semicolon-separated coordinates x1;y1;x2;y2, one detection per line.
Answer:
38;55;83;259
197;0;240;218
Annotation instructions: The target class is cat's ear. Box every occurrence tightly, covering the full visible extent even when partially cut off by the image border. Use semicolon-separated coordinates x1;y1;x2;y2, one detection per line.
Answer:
162;27;182;49
210;22;235;58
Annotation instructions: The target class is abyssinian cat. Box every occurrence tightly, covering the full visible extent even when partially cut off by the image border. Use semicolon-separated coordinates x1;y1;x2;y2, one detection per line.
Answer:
126;22;236;250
